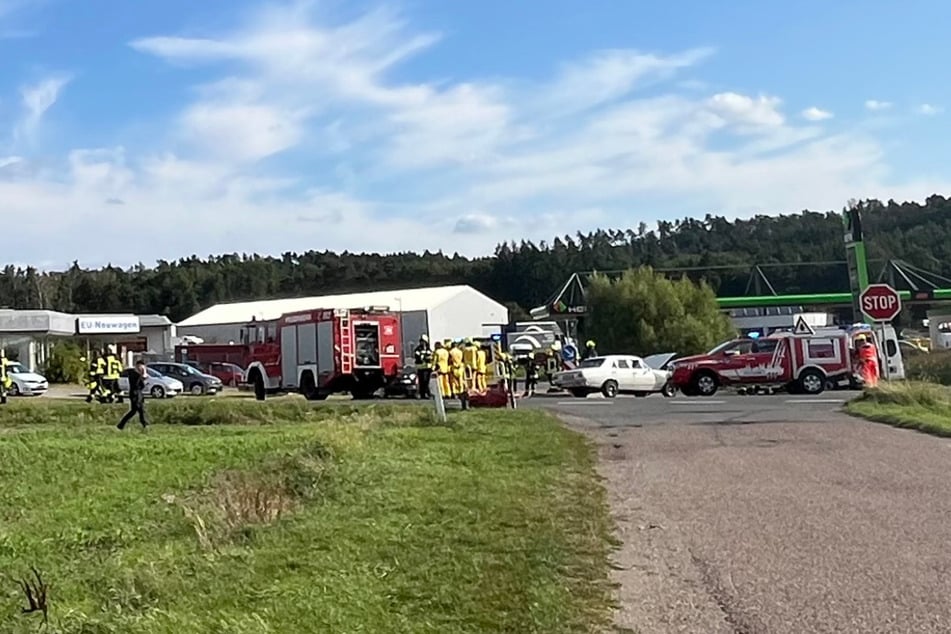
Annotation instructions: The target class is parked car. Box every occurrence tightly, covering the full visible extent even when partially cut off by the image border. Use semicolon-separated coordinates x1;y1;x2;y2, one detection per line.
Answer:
3;362;49;396
118;367;183;399
553;354;674;398
188;361;246;387
383;364;419;398
147;362;222;395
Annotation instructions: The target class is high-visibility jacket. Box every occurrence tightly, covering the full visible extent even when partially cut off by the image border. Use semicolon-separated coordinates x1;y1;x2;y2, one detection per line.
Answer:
476;349;487;374
414;344;433;370
462;344;479;369
105;354;122;379
0;355;9;389
434;347;450;373
449;346;464;369
95;358;106;376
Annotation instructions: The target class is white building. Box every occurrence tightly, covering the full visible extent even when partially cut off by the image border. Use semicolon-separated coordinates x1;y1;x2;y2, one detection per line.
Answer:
176;285;510;357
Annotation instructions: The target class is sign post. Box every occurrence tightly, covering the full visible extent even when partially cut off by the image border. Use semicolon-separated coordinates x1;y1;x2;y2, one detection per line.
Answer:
858;284;901;382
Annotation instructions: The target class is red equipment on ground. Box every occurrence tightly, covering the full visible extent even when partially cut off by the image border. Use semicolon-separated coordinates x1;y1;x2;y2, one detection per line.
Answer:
243;306;402;401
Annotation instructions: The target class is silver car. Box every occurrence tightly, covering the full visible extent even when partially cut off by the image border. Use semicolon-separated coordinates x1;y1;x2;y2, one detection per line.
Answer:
118;367;183;399
553;353;675;398
4;362;49;396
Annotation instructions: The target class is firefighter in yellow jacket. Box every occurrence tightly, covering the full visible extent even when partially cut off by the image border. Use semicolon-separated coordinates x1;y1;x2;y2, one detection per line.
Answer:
94;350;109;401
434;341;451;398
475;344;488;392
104;345;124;403
462;337;480;390
449;340;465;396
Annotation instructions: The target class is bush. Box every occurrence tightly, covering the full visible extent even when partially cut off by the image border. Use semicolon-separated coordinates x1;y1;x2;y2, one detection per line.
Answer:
905;350;951;385
42;340;87;384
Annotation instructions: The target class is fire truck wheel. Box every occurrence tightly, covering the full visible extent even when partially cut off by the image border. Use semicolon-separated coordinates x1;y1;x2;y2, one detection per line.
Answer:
798;369;826;395
691;371;719;397
251;373;266;401
601;380;619;398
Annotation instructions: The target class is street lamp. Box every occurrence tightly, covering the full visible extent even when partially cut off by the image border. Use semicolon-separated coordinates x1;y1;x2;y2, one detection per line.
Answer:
394;296;404;365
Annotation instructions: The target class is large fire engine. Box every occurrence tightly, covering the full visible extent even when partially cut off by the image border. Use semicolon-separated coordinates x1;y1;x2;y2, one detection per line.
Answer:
669;326;899;396
244;306;402;401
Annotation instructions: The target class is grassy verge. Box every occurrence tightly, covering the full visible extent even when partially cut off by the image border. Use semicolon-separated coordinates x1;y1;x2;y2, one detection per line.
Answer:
905;349;951;385
0;399;615;633
845;381;951;436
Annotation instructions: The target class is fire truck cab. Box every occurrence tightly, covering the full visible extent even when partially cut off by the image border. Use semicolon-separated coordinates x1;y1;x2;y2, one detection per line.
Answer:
245;306;402;401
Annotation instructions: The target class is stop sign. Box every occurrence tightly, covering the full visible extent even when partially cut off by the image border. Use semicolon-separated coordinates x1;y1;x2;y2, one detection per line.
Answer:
859;284;902;322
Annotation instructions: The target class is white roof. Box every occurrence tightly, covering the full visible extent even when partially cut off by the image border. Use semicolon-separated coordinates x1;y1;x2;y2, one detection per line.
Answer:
178;285;487;327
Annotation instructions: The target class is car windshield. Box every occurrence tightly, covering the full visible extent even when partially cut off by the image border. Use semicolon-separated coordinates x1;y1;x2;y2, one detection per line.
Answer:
179;364;201;375
147;368;162;378
6;363;25;373
577;358;605;369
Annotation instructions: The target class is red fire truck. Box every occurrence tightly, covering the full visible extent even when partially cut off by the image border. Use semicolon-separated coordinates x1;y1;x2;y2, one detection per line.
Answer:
669;329;859;396
244;306;403;401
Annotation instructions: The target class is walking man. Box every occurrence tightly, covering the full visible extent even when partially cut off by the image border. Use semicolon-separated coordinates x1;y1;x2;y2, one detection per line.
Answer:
117;360;149;430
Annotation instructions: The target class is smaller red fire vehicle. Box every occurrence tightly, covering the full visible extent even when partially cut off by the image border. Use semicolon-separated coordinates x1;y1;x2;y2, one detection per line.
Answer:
244;306;402;401
670;330;859;396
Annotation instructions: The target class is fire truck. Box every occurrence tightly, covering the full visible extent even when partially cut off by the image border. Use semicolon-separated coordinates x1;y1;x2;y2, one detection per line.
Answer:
244;306;402;401
669;326;900;396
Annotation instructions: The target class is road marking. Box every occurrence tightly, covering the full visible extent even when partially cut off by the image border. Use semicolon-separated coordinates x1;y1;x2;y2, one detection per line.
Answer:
784;399;845;404
555;400;613;406
670;400;726;405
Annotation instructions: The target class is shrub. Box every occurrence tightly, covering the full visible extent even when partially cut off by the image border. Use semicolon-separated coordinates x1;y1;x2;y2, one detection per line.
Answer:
42;340;87;384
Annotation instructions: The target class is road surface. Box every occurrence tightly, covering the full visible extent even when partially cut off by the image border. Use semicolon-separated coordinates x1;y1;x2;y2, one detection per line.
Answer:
527;392;951;633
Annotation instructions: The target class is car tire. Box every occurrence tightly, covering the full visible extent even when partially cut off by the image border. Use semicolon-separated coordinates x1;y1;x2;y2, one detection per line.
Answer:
601;380;619;398
9;383;19;397
691;371;719;397
190;383;205;396
151;385;166;399
662;382;676;398
799;369;825;395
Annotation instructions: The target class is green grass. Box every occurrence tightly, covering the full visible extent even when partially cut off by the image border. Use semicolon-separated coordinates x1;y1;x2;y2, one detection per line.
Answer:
0;399;616;633
845;381;951;436
905;349;951;385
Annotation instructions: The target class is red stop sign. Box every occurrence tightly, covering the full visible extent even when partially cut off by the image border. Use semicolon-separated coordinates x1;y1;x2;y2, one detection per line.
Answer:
859;284;902;322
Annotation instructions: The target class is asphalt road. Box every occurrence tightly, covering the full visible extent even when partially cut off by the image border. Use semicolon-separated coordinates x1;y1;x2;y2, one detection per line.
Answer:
527;391;951;633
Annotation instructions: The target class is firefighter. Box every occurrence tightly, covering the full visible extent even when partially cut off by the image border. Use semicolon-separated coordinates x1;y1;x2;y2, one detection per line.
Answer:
462;337;480;390
0;348;9;405
855;334;880;388
476;343;488;392
581;340;598;360
449;340;468;408
522;355;539;398
103;345;124;404
82;355;102;403
94;350;109;402
413;334;433;399
434;341;451;398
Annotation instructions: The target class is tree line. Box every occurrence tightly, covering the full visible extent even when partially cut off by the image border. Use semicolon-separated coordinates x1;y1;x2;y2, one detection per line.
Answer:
3;195;951;323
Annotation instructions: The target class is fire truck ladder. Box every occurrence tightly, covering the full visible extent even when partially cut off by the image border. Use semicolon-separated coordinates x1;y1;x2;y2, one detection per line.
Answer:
339;312;353;374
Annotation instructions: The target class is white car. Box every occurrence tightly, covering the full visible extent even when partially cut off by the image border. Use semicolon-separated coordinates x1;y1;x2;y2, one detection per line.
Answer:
4;362;49;396
118;367;183;399
553;353;676;398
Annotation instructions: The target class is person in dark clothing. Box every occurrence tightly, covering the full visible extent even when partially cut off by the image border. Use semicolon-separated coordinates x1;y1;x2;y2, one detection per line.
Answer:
413;335;433;399
117;360;149;430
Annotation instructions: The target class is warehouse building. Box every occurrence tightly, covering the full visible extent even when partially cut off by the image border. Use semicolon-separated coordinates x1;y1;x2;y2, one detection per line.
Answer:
176;285;510;357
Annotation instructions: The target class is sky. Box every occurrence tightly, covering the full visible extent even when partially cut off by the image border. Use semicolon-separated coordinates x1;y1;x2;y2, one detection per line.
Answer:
2;0;951;269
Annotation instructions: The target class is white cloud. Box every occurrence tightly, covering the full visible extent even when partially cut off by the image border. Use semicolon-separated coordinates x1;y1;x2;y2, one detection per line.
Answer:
2;2;949;268
801;106;833;121
14;74;70;142
865;99;892;111
705;92;784;128
917;103;942;116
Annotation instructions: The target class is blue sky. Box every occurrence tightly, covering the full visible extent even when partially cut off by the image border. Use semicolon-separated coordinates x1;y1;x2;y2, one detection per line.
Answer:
1;0;950;268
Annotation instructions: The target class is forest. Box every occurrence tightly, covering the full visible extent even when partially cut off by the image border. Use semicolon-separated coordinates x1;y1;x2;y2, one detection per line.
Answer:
3;195;951;323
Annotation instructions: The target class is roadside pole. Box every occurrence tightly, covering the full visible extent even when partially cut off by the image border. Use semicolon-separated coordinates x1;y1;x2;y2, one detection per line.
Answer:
433;379;447;423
